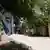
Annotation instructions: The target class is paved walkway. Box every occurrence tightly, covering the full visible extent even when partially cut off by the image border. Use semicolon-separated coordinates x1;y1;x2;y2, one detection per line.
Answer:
0;34;50;50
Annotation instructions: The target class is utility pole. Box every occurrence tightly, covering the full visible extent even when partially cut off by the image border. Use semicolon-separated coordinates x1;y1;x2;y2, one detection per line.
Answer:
11;16;15;34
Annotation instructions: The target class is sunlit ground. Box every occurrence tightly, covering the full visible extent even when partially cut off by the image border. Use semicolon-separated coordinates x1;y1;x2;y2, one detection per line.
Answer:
0;33;50;50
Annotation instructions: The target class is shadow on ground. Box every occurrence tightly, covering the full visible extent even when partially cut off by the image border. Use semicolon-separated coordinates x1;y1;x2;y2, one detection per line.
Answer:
0;41;33;50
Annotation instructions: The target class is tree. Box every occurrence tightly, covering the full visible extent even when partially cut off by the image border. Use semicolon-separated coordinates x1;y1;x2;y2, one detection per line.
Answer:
0;0;50;36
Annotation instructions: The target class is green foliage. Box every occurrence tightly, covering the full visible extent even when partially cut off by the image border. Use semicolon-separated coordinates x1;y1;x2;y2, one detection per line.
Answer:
0;21;3;31
2;0;50;27
27;0;49;27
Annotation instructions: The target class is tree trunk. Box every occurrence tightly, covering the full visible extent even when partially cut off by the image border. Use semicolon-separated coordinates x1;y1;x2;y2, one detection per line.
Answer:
48;23;50;37
36;26;48;36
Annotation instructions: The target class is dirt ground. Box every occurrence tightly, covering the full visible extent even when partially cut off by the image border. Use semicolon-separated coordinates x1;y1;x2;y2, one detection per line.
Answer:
0;33;50;50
